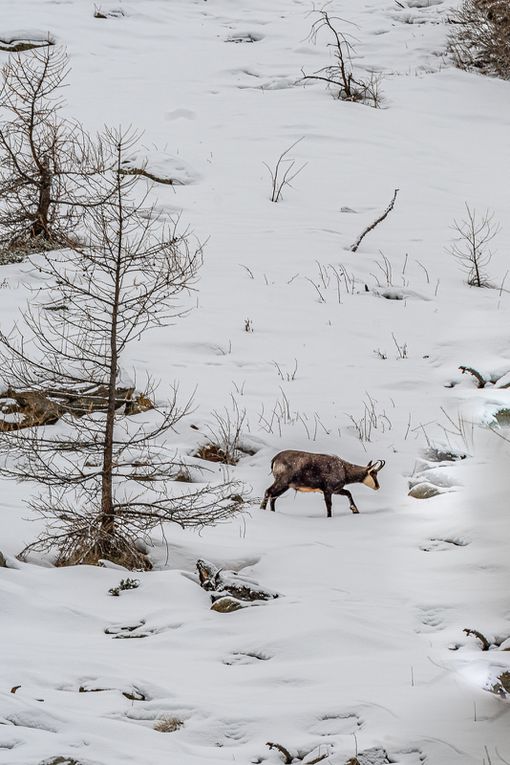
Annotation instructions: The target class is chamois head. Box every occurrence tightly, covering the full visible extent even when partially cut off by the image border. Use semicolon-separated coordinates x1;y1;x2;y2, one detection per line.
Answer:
362;459;386;490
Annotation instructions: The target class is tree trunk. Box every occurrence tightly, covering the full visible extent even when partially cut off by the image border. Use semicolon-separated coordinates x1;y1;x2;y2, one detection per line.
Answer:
30;159;52;240
100;146;123;542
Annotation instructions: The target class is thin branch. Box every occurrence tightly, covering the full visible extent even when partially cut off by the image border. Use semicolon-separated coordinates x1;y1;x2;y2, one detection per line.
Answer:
351;189;399;253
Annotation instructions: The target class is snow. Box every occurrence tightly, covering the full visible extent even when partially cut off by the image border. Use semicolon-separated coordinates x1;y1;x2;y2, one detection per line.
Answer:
1;0;510;764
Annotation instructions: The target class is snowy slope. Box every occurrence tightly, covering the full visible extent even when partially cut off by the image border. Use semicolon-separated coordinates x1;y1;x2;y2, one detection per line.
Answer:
1;1;510;764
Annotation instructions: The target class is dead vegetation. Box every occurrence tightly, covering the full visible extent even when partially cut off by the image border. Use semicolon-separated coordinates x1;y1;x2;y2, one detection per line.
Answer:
350;189;399;253
489;670;510;698
458;365;510;388
153;716;184;733
194;400;250;465
448;0;510;79
264;138;306;203
301;9;383;107
464;627;510;651
0;385;153;432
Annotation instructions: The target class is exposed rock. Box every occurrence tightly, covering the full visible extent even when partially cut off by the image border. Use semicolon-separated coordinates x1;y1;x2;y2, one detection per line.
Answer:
0;551;6;567
196;558;279;602
211;596;244;613
408;482;442;499
0;38;54;53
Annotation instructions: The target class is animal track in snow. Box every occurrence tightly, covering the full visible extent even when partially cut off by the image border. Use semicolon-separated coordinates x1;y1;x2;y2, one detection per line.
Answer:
420;537;469;552
415;606;449;633
309;711;361;736
104;620;150;638
104;618;183;638
223;650;272;665
225;31;264;43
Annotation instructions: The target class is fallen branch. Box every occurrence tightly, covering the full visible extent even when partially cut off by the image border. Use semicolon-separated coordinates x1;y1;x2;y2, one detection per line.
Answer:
459;366;487;389
464;627;491;651
119;166;182;186
350;188;399;253
266;741;293;764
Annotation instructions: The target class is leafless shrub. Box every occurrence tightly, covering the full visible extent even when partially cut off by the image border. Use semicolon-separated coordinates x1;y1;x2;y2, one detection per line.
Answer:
264;138;306;203
301;9;384;107
448;204;499;287
305;261;356;303
347;393;392;445
448;0;510;79
244;318;254;332
369;251;393;287
391;332;408;359
195;398;247;465
272;359;298;382
257;389;330;441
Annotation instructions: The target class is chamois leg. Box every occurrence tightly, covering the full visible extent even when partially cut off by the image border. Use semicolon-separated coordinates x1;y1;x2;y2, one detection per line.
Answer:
323;491;333;518
260;482;288;511
339;489;359;514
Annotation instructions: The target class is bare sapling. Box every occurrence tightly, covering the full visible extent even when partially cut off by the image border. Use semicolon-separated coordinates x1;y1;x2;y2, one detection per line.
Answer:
301;9;383;107
448;203;499;287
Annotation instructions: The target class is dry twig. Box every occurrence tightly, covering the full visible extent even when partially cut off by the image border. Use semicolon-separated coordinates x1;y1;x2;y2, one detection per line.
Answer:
351;189;399;253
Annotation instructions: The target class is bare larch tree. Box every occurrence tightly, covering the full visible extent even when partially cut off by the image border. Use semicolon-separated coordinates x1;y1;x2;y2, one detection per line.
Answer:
0;128;243;568
0;45;104;253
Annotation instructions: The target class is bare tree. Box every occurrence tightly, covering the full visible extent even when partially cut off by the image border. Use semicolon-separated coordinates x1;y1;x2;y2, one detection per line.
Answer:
0;128;243;569
448;204;499;287
0;46;104;255
301;9;383;108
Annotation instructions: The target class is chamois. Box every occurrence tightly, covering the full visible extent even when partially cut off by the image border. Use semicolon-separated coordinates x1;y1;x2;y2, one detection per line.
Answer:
260;450;385;517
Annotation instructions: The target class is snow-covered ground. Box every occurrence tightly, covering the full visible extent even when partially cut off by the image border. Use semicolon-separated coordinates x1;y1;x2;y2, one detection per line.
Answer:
1;1;510;763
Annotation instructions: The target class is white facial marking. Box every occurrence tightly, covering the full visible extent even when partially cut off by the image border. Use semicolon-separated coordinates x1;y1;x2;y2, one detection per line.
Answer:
363;473;377;490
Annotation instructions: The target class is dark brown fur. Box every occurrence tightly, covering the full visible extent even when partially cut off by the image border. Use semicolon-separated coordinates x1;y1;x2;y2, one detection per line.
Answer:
260;450;385;517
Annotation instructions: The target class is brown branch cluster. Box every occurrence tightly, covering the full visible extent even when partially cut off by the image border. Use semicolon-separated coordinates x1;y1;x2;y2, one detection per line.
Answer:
448;0;510;79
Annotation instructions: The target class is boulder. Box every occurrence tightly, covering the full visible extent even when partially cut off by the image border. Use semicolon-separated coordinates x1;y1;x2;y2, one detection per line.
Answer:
408;482;442;499
211;596;244;613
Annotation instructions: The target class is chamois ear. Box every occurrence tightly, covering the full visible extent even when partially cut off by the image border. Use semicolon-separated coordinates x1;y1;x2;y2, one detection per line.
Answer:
373;459;385;472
